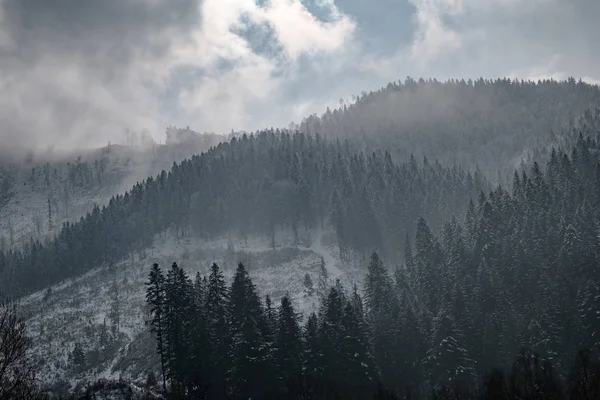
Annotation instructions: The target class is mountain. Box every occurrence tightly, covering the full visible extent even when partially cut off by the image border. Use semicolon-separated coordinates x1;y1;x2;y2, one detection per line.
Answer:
296;77;600;182
3;78;600;398
0;130;487;298
0;129;228;252
21;228;355;390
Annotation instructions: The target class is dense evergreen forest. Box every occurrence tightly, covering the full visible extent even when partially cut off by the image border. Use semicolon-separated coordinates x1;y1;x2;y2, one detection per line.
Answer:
142;260;600;400
0;132;486;298
136;112;600;398
297;78;600;180
3;78;600;399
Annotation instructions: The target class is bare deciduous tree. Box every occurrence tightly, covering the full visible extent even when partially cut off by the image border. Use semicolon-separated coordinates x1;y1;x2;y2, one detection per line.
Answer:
0;304;43;400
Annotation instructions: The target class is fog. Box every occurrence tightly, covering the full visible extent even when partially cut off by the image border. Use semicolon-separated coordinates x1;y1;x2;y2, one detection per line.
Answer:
1;0;599;156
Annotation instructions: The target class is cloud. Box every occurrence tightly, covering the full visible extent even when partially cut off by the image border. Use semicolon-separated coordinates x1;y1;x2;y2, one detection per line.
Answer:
251;0;355;60
1;0;600;157
409;0;463;66
0;0;354;154
0;0;204;153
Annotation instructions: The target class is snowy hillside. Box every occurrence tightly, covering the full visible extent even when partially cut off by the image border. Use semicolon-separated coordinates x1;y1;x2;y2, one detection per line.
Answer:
19;227;365;392
0;133;226;252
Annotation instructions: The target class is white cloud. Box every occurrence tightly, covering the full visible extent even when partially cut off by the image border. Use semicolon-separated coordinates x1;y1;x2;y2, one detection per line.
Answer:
409;0;463;66
0;0;356;153
168;0;355;133
2;0;600;155
251;0;355;60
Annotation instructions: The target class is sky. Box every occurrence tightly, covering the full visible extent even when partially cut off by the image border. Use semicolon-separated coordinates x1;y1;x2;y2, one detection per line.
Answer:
0;0;599;153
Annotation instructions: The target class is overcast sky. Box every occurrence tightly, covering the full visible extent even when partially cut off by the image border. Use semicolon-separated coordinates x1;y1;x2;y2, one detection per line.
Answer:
1;0;599;152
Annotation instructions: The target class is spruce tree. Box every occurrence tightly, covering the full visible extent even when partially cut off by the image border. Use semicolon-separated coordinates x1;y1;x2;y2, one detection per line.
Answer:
274;295;304;398
304;312;321;378
164;262;193;394
205;262;229;399
145;263;167;392
340;290;377;397
364;252;399;388
228;263;274;399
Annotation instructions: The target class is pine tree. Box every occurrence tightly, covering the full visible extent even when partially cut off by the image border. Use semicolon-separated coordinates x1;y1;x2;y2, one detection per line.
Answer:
425;295;475;390
187;271;211;397
274;295;304;398
205;262;229;399
364;252;398;388
228;263;274;399
317;257;329;299
145;263;167;392
340;289;377;397
318;283;346;389
164;262;193;394
304;312;321;378
415;217;443;313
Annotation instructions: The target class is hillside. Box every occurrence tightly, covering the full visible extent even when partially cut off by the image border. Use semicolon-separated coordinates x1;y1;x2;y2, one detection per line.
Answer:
0;131;487;298
297;78;600;182
20;228;358;392
3;80;600;398
0;129;227;252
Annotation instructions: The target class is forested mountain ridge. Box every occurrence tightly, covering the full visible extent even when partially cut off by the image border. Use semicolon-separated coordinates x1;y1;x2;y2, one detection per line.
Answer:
384;130;600;384
3;78;600;398
0;131;487;298
132;115;600;399
0;129;227;252
296;77;600;181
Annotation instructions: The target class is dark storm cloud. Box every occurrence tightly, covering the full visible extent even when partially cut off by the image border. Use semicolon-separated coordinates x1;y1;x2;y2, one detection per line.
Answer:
0;0;203;154
1;0;202;64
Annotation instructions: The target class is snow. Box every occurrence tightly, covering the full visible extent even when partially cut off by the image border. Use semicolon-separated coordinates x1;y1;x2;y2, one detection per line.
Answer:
309;228;342;279
18;227;367;390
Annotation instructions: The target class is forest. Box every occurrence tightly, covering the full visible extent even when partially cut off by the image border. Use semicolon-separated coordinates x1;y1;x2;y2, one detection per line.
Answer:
0;131;487;297
296;78;600;181
2;79;600;399
139;259;600;400
132;114;600;398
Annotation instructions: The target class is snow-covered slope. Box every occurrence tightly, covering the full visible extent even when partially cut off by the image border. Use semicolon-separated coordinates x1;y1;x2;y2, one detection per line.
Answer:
19;228;365;392
0;136;225;252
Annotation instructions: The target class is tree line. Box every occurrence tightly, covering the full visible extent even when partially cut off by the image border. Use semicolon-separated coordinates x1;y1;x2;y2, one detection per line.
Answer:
0;131;486;298
141;120;600;398
144;260;600;400
296;77;600;181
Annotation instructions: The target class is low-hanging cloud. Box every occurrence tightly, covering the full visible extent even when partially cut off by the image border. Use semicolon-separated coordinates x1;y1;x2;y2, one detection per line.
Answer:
0;0;354;154
0;0;599;156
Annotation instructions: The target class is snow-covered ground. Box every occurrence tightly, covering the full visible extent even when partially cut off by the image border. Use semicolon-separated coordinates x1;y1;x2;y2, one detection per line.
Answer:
0;138;368;392
0;138;225;252
19;228;366;391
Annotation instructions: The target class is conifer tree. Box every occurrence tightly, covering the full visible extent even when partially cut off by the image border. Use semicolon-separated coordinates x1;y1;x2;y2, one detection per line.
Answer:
205;262;229;399
274;295;304;398
340;289;377;397
364;252;399;388
145;263;167;392
304;312;321;378
228;263;273;399
187;271;211;397
108;279;120;337
164;262;194;394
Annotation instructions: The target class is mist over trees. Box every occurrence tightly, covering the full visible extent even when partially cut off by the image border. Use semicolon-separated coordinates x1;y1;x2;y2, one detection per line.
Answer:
135;122;600;396
3;77;600;399
0;131;487;297
143;258;600;399
297;78;600;181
